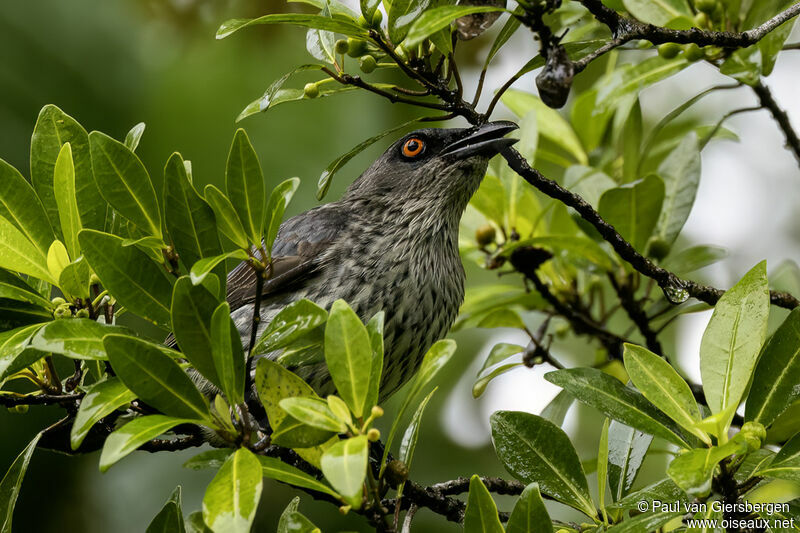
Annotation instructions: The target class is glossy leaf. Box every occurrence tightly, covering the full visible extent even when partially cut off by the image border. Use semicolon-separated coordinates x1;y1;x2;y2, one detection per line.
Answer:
171;276;223;388
163;152;223;283
700;261;769;420
540;390;574;427
755;432;800;482
189;250;248;286
389;0;432;43
146;488;184;533
30;318;130;361
545;368;690;447
506;482;552;533
186;512;212;533
747;308;800;426
0;270;52;308
477;343;523;377
46;240;70;282
399;387;437;470
667;435;749;496
257;456;339;498
183;449;233;471
52;144;82;260
473;363;523;399
125;122;146;152
598;175;665;252
364;311;384;412
608;421;652;502
604;510;683;533
217;14;369;40
79;229;173;326
623;344;708;443
265;178;300;255
597;418;610;520
271;416;336;449
100;415;192;472
404;5;506;47
280;512;319;533
463;475;504;533
0;324;45;380
621;0;691;25
253;299;328;355
236;65;325;121
501;89;587;165
202;448;263;533
104;334;210;422
324;299;372;418
71;377;137;450
89;131;161;237
483;6;523;70
0;160;53;260
203;185;250;249
226;129;265;244
652;132;701;248
490;411;596;517
306;3;335;64
211;302;246;406
612;478;686;511
0;215;55;284
0;432;41;533
662;245;728;275
31;105;105;233
595;56;690;115
320;435;368;508
280;397;347;432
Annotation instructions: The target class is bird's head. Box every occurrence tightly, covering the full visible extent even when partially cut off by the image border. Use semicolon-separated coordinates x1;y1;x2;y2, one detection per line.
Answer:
344;121;519;213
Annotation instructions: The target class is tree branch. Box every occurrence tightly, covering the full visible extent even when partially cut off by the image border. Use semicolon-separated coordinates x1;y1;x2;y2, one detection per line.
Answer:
751;80;800;166
608;273;663;355
501;146;800;310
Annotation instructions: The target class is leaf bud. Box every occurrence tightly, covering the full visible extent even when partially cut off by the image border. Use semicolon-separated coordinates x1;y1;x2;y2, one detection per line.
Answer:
367;428;381;441
303;83;320;99
371;405;384;418
359;55;377;74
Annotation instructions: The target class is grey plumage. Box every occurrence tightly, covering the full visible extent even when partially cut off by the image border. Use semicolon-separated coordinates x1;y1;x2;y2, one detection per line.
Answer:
224;122;518;401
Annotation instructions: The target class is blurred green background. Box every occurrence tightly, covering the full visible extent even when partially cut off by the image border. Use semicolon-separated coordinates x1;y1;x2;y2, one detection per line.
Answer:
3;0;800;531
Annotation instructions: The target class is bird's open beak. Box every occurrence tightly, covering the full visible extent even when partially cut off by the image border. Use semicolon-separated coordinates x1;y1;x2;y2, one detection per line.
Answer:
440;121;519;160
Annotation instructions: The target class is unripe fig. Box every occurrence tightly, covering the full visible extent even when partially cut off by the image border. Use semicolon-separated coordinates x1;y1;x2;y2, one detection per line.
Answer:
384;459;409;488
684;43;705;61
694;12;710;28
334;39;349;55
75;308;90;318
695;0;716;14
51;297;67;306
371;405;384;418
367;428;381;441
475;225;496;247
346;38;368;58
647;238;671;260
303;83;320;99
359;55;377;73
658;43;681;59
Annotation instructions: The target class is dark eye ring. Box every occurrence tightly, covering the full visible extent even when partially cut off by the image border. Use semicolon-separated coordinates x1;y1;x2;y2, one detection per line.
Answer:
401;137;425;159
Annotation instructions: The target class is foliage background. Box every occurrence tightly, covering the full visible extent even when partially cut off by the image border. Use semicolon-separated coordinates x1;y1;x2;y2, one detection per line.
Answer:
1;0;799;531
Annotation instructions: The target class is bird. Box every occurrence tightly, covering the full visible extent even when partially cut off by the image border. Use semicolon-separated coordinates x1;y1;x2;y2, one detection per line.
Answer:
224;121;518;401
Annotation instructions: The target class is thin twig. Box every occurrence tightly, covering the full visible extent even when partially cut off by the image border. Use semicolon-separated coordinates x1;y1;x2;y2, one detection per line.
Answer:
751;80;800;166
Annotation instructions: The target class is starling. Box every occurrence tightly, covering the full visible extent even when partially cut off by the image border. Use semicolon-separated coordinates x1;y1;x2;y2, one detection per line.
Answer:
225;121;518;400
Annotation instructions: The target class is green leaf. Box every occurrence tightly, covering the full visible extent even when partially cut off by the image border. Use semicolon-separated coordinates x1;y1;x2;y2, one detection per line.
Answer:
621;0;691;25
257;455;339;498
652;132;700;249
755;431;800;482
0;324;45;380
47;240;70;282
399;387;437;470
306;4;336;64
667;434;749;496
747;308;800;427
477;343;523;377
203;185;250;249
0;269;52;308
604;511;683;532
226;129;265;244
506;482;552;533
202;448;263;533
171;276;223;388
388;0;431;44
599;175;665;252
463;475;504;533
623;344;708;443
236;65;325;121
79;229;173;326
320;435;368;508
0;432;41;533
501;90;587;165
612;478;686;511
253;299;328;355
104;334;210;421
217;14;369;40
71;377;136;450
404;5;506;47
30;105;105;234
53;144;82;260
0;215;55;284
0;159;54;257
365;311;384;412
255;358;321;429
360;0;380;20
597;418;610;521
145;486;185;533
662;245;728;275
540;390;574;427
57;257;91;301
472;363;524;399
265;178;300;256
30;318;130;361
271;416;336;449
483;6;523;70
324;299;372;418
100;415;192;472
317;119;421;200
186;512;212;533
595;56;690;115
184;449;233;470
280;511;320;533
163;152;223;283
89;131;161;237
125;123;146;152
608;421;652;502
279;397;347;432
211;302;246;406
491;411;596;517
545;368;690;447
381;339;456;472
189;250;248;286
501;235;617;271
700;261;769;421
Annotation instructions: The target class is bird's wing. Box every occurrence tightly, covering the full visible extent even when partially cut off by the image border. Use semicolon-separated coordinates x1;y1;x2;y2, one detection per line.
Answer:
225;203;348;310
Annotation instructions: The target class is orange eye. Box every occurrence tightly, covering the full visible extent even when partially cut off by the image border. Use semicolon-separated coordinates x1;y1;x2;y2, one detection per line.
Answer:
402;137;425;158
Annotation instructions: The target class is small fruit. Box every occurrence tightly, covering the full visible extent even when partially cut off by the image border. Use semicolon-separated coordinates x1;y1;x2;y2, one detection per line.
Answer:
657;43;681;59
75;308;90;318
684;43;705;62
303;83;320;99
371;405;384;418
54;304;71;319
694;12;710;28
695;0;716;14
51;297;67;306
359;55;377;73
384;459;409;488
334;39;349;55
475;225;496;247
346;38;368;58
647;238;671;260
367;428;381;441
741;421;767;441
